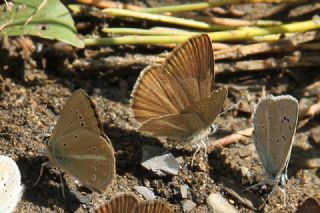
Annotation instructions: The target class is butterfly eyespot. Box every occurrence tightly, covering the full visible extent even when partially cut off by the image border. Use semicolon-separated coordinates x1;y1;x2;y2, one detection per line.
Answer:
92;175;96;181
74;135;78;139
79;115;83;119
63;143;66;146
81;122;85;127
95;161;98;165
92;167;97;171
92;147;97;151
75;110;79;114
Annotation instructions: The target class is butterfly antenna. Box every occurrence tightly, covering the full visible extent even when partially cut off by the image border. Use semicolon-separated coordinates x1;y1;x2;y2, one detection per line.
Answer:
33;161;50;187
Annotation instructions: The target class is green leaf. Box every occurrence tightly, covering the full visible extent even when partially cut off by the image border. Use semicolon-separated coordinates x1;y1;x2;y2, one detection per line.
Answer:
0;0;84;48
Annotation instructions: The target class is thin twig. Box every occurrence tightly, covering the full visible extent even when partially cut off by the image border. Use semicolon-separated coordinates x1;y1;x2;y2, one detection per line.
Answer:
299;101;320;120
215;53;320;73
102;27;197;36
215;31;320;60
181;15;282;27
139;0;308;13
84;18;320;46
76;0;143;10
102;8;235;31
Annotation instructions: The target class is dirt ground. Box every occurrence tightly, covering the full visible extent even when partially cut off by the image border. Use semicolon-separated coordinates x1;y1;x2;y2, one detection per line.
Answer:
0;1;319;213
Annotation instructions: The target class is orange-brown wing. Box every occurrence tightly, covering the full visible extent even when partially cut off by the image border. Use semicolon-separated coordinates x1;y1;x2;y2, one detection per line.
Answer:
138;112;207;141
95;193;139;213
296;198;320;213
138;87;227;141
131;34;214;123
181;86;227;127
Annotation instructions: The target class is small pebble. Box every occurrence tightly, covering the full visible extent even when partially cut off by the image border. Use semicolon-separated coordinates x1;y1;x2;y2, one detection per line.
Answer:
182;199;196;212
141;145;179;176
180;184;189;199
206;193;239;213
134;186;156;200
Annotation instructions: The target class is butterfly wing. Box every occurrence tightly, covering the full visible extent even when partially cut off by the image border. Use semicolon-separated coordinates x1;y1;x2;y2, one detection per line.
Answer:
253;95;298;182
50;129;115;193
181;86;227;127
132;200;172;213
0;156;23;213
49;89;102;142
138;112;206;141
95;193;139;213
131;34;214;123
139;87;227;141
296;198;320;213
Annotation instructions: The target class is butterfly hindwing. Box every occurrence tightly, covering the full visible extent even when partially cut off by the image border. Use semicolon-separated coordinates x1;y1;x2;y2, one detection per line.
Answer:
139;86;227;141
51;129;115;192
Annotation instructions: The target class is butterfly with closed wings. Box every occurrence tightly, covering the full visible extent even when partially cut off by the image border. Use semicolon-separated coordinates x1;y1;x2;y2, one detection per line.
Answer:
252;95;298;192
38;89;115;193
131;34;227;146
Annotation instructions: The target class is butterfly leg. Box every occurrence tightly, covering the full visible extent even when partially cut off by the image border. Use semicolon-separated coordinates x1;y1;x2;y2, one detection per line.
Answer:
57;168;66;199
201;139;208;166
191;143;201;167
33;161;50;187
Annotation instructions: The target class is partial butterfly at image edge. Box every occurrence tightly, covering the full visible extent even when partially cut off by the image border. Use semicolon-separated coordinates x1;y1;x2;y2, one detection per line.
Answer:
44;89;116;193
94;192;173;213
0;155;24;213
295;197;320;213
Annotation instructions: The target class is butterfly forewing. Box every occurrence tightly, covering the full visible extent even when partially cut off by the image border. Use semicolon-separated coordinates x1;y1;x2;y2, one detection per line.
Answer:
131;34;214;123
95;193;139;213
0;156;23;213
132;200;173;213
131;65;180;122
253;95;298;181
50;89;102;141
47;89;115;193
161;33;214;101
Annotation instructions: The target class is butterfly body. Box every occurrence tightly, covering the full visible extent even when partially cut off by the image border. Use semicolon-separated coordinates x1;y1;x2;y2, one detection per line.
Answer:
131;34;227;145
45;89;115;193
253;95;298;187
